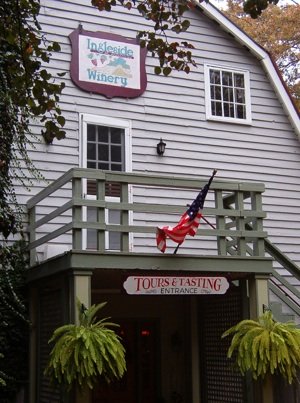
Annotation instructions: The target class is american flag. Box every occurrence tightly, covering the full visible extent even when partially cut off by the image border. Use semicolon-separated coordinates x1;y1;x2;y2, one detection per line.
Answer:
156;170;217;253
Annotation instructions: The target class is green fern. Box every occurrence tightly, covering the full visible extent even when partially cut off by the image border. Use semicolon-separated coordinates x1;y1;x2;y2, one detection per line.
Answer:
45;300;126;390
222;310;300;384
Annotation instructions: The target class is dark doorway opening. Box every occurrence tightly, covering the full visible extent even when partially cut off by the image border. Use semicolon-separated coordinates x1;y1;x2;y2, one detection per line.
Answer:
92;319;160;403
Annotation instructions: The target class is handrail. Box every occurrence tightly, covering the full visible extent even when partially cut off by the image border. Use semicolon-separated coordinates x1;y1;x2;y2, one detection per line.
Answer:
26;168;268;265
26;169;75;209
269;282;300;318
271;270;300;301
26;168;266;210
224;194;300;319
265;239;300;282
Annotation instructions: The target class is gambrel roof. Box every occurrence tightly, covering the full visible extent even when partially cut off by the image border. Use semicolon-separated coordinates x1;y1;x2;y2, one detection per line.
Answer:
196;1;300;139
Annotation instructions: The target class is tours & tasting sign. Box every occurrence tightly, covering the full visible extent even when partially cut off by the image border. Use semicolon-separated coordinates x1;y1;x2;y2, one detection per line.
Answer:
69;27;147;98
123;276;230;295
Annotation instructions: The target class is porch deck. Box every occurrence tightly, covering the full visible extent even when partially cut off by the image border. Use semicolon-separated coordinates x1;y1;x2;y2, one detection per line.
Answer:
26;168;273;280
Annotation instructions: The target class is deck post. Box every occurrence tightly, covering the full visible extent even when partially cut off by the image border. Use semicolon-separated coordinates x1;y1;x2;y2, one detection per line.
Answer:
69;269;93;403
248;274;273;403
28;286;38;403
29;206;37;266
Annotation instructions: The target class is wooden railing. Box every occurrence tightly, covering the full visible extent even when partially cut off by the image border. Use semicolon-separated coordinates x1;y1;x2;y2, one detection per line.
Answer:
266;241;300;320
223;195;300;321
27;168;268;266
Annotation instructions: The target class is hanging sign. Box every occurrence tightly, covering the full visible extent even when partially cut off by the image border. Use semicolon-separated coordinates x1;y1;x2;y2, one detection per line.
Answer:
123;276;230;295
69;27;147;98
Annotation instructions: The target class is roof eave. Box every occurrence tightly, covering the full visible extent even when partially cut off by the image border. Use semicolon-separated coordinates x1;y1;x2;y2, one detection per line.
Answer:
194;0;300;139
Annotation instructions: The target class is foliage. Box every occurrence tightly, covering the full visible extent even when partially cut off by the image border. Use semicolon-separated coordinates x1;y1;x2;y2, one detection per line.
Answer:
45;300;126;390
92;0;197;75
222;310;300;384
0;241;29;401
91;0;279;75
0;0;66;145
242;0;278;18
0;0;66;241
224;0;300;109
1;1;66;392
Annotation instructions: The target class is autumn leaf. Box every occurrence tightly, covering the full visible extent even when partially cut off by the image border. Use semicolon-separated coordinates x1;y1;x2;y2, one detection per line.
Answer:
224;1;300;109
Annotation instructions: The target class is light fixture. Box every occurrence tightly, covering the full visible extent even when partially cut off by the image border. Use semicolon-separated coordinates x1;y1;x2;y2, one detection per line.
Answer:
156;138;166;156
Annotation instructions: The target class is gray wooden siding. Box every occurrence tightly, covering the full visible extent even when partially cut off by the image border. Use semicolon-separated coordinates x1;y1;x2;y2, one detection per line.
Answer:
21;0;300;265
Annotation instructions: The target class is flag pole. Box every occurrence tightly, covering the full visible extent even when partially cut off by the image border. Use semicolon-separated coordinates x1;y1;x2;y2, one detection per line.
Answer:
173;169;217;255
173;243;181;254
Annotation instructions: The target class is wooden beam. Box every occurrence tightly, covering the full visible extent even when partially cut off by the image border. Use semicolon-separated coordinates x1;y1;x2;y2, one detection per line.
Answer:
26;251;273;283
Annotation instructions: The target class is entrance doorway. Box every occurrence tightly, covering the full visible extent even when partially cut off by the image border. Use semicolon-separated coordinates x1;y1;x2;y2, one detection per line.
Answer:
92;319;160;403
91;287;190;403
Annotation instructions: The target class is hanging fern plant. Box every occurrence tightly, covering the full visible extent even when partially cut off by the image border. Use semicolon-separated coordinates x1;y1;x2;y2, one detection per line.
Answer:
222;310;300;384
45;300;126;390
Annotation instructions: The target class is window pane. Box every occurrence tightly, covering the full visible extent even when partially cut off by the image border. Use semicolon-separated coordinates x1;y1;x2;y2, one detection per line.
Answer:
223;87;233;102
111;145;122;162
211;101;216;115
211;101;223;116
111;128;122;144
235;88;245;103
210;85;215;99
234;73;245;88
109;210;120;224
224;103;235;117
108;210;121;250
98;162;109;170
108;233;121;250
98;144;108;161
236;104;246;119
87;124;96;141
222;71;232;86
224;103;229;117
87;161;96;168
211;85;222;100
216;102;223;116
87;207;97;221
87;143;96;160
111;164;122;171
210;70;220;84
97;126;109;143
87;230;97;249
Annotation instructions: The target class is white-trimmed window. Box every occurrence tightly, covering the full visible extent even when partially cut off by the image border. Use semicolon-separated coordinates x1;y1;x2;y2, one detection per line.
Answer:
205;65;252;124
80;114;132;251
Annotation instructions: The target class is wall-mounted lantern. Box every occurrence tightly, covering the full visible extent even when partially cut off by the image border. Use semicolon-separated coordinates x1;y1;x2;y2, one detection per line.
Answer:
156;138;166;156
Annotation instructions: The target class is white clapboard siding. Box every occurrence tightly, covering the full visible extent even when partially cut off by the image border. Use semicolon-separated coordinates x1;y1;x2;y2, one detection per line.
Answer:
18;0;300;270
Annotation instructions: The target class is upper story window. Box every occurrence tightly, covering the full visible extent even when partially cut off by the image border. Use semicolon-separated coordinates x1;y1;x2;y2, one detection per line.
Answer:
205;65;252;124
86;124;125;171
81;114;131;171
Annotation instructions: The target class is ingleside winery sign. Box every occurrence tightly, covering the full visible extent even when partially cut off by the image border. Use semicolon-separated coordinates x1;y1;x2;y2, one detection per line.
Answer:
123;276;230;295
69;27;147;98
